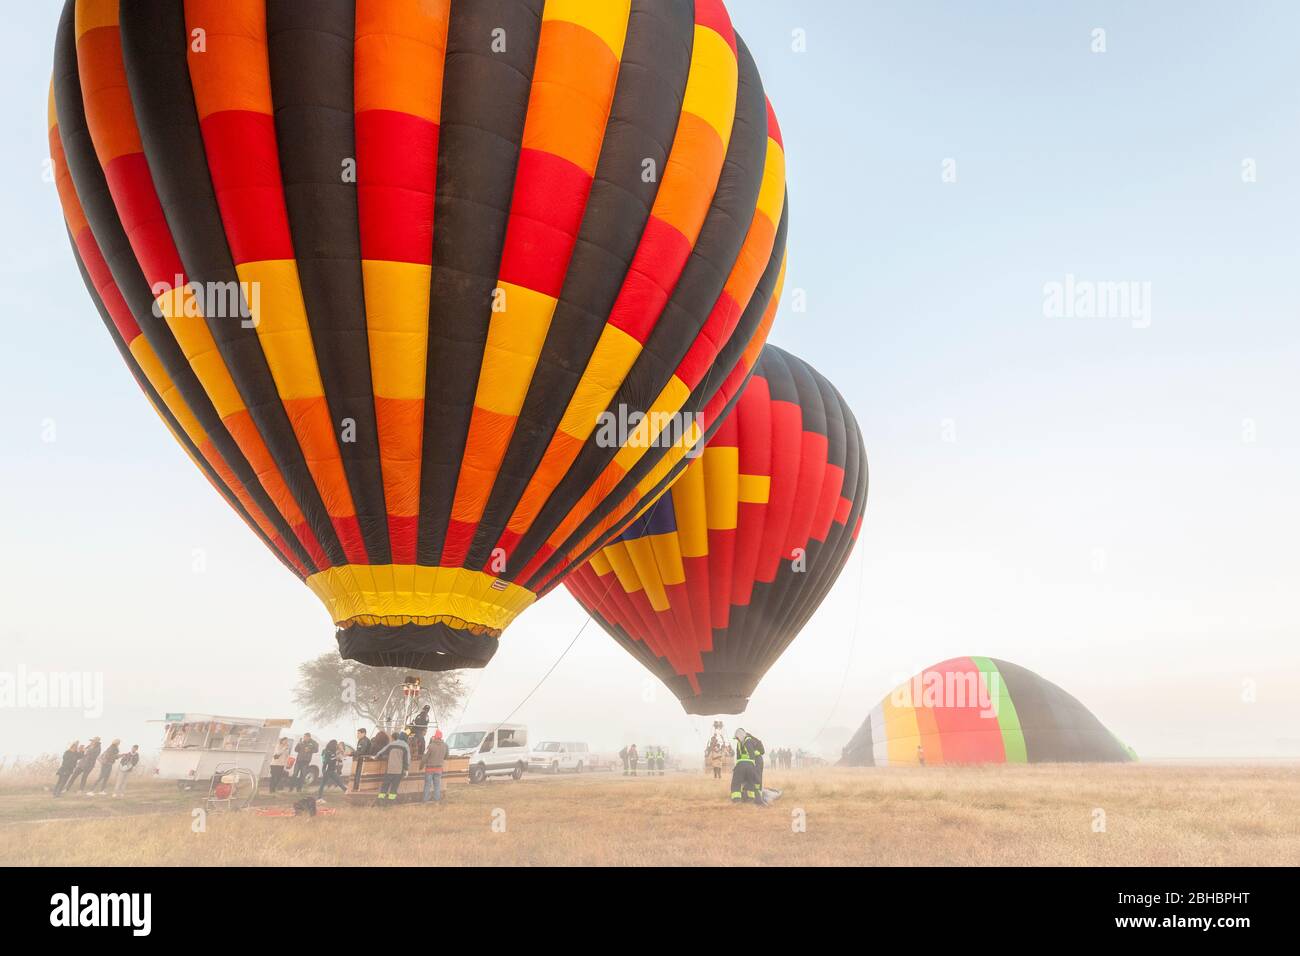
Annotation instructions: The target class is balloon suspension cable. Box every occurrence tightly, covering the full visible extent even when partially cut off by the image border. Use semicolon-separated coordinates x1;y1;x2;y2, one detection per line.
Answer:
809;537;868;749
484;545;626;737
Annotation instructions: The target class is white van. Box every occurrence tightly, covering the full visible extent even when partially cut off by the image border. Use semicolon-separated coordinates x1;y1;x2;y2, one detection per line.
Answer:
528;741;591;774
446;723;528;783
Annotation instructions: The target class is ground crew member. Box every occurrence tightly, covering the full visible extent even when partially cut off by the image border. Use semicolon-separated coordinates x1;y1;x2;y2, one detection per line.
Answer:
628;743;639;776
619;745;629;775
657;747;666;775
730;728;767;806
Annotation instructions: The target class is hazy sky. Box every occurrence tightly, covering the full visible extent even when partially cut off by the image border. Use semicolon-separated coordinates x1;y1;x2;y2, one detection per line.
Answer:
2;1;1297;762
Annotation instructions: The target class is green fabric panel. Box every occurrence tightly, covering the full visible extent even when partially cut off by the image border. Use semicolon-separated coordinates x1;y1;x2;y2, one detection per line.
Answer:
973;656;1028;763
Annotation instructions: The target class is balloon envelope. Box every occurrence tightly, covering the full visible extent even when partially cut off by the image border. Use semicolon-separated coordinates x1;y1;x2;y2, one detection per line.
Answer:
840;657;1136;766
49;0;787;670
566;345;868;714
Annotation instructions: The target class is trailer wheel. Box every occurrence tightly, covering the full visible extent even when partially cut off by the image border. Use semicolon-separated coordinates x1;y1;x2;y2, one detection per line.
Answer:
469;764;486;784
512;762;525;781
550;761;559;775
176;780;194;792
303;767;319;788
575;761;583;774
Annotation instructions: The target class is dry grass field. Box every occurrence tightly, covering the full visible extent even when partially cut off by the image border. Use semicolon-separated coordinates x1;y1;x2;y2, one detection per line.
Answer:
2;763;1296;866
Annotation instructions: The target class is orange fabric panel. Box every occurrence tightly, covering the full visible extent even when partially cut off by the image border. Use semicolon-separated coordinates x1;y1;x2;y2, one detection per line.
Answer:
75;27;142;165
222;409;306;526
522;21;619;175
281;397;357;519
185;0;273;118
451;406;517;523
372;396;426;517
505;429;586;535
651;112;726;241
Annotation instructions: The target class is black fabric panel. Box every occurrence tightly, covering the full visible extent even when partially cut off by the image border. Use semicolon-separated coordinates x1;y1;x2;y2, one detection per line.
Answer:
995;659;1133;763
415;0;544;565
66;226;299;580
467;0;696;570
337;621;498;672
266;0;390;565
118;0;348;570
839;715;876;767
54;0;318;575
540;199;788;589
512;35;770;584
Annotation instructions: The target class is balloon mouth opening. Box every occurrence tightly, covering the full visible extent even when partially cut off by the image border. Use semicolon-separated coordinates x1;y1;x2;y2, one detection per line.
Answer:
681;695;750;716
336;619;499;671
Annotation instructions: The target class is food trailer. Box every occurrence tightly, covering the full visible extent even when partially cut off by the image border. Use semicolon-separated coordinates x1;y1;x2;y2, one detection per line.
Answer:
153;713;296;790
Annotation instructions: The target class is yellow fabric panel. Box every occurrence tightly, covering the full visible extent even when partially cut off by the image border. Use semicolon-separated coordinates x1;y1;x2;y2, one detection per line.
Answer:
624;537;669;611
474;281;556;417
556;323;642;440
681;25;738;145
48;81;57;131
154;286;247;417
669;456;709;559
306;565;536;631
612;374;691;473
74;0;118;38
128;335;207;446
882;696;923;766
737;473;770;504
649;532;686;587
588;550;614;577
362;259;432;400
756;136;787;227
703;446;739;530
542;0;631;59
235;260;324;401
603;541;644;595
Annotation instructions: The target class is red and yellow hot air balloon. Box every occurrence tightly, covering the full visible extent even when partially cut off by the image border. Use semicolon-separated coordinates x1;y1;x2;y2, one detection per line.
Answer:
48;0;788;670
565;346;867;714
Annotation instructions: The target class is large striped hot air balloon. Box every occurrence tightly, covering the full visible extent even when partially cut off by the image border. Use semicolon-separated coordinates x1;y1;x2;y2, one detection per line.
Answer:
839;657;1136;766
49;0;788;670
566;346;868;714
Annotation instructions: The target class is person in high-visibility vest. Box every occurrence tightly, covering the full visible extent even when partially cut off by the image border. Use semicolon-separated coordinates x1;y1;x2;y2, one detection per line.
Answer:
729;728;767;805
657;748;666;775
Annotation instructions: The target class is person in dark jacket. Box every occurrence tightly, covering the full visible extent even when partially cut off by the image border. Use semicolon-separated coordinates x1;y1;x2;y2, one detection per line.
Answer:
352;728;372;791
291;734;319;792
422;729;449;803
53;742;80;797
373;732;411;802
619;746;629;775
317;740;348;796
71;737;101;793
409;705;431;758
627;744;639;777
371;728;391;754
730;728;767;806
90;739;121;795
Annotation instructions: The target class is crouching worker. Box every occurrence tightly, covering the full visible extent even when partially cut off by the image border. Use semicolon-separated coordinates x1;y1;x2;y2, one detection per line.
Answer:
422;729;448;803
373;731;411;802
730;728;768;806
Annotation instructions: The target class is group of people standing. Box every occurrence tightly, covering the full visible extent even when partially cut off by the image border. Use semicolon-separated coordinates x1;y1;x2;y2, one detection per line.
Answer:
357;717;450;804
618;744;667;776
53;738;141;797
769;747;797;769
265;706;450;805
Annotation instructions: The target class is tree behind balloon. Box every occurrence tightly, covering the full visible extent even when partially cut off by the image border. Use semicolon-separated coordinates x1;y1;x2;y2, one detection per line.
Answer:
293;653;467;733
